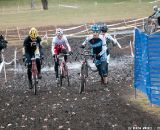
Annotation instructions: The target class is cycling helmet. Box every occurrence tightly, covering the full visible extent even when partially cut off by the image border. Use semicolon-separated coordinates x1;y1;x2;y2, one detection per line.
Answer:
153;5;158;12
29;27;38;39
91;24;100;32
100;23;108;33
56;28;63;36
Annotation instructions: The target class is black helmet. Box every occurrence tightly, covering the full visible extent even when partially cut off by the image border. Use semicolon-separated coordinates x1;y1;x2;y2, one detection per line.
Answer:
100;24;108;33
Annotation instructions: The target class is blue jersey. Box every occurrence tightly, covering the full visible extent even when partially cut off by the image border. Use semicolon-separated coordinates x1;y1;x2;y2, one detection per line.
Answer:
82;34;107;65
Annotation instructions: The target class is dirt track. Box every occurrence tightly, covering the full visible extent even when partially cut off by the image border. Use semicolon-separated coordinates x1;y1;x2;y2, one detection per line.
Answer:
0;35;160;130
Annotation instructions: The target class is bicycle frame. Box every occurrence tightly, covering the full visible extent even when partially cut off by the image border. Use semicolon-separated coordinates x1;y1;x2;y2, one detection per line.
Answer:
54;53;70;86
76;49;94;93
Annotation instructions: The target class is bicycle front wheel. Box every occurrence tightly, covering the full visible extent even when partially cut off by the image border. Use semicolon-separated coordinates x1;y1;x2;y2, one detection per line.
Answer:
80;75;86;94
33;77;38;95
65;65;70;87
79;64;87;94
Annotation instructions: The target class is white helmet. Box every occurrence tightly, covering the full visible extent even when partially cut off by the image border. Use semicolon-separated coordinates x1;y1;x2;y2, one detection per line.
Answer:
56;28;63;36
153;5;158;12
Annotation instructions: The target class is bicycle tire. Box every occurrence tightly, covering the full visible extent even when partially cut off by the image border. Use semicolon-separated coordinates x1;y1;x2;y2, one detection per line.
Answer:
64;64;70;87
60;75;63;86
144;20;157;34
59;65;64;86
79;64;87;94
80;76;86;94
33;77;37;95
66;71;70;87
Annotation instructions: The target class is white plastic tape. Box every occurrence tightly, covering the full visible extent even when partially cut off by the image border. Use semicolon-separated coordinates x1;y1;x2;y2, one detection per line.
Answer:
130;41;134;57
114;35;122;49
63;24;85;31
0;61;4;73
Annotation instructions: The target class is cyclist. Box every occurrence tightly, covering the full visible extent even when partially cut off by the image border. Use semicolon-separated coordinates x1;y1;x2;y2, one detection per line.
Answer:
51;28;72;82
80;24;108;85
23;27;44;89
0;35;7;63
100;23;119;71
149;5;160;26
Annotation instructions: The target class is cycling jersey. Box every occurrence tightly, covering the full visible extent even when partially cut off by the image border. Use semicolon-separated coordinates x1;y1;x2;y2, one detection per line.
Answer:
51;35;71;55
82;34;107;55
102;33;117;47
82;34;108;77
23;35;43;83
23;36;43;57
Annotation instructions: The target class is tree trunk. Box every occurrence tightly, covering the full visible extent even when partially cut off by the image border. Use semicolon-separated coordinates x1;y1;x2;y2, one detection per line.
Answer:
41;0;48;10
31;0;35;9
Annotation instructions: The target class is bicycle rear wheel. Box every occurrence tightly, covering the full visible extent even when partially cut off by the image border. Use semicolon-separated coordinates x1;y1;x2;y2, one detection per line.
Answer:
144;19;157;34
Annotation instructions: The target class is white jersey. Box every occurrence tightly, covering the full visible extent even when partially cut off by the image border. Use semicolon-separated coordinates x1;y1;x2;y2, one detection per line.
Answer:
51;35;71;55
102;33;117;46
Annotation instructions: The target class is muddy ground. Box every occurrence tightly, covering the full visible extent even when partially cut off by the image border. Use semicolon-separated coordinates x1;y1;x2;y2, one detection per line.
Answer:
0;34;160;130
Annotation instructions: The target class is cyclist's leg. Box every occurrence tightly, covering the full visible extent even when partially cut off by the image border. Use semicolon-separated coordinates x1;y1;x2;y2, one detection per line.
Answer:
61;48;67;62
27;62;32;89
95;63;103;83
25;53;33;88
101;61;108;84
54;58;59;79
158;17;160;26
36;58;42;79
54;46;60;81
0;51;2;63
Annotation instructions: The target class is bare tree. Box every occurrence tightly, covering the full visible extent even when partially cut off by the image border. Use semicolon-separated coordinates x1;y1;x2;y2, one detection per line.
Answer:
41;0;48;10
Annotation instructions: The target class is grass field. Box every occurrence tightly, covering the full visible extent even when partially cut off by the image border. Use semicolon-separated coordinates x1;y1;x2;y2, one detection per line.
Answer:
0;0;159;29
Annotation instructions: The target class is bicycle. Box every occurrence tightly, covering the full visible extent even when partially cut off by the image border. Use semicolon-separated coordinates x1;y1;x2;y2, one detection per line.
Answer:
75;49;96;94
54;53;70;87
144;16;159;34
31;57;38;95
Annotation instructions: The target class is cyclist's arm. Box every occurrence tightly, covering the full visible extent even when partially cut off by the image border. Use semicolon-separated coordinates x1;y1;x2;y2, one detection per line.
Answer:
23;37;31;61
23;37;28;55
64;36;71;52
99;45;107;56
82;35;92;47
149;12;156;18
38;37;44;56
51;37;55;56
154;10;160;17
106;33;117;46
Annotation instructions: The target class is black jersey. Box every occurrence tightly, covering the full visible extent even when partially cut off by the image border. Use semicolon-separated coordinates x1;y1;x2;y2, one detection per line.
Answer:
23;36;42;55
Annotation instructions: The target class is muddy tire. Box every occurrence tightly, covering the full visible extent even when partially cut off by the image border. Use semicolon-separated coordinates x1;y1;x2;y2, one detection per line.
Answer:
144;19;157;34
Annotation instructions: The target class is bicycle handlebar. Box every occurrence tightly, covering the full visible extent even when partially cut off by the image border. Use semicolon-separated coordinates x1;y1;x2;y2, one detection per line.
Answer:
75;49;95;61
31;57;36;60
57;53;70;58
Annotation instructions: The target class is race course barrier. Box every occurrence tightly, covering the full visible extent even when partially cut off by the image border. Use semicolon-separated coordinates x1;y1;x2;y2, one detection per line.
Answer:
0;17;147;43
0;49;17;82
134;28;160;106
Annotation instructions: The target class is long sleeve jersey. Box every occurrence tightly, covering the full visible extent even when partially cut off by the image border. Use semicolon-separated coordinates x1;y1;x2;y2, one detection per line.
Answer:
51;35;71;55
